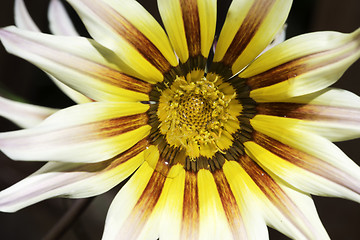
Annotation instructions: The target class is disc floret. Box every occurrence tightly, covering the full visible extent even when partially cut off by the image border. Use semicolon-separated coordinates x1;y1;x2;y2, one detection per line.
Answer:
157;76;239;158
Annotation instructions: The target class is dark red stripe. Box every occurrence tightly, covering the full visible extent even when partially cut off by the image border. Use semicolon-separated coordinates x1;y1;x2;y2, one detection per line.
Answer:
213;170;246;239
94;113;149;138
180;0;201;58
252;131;360;194
83;0;172;73
256;102;360;124
118;161;169;239
246;37;360;90
181;171;199;240
221;0;275;67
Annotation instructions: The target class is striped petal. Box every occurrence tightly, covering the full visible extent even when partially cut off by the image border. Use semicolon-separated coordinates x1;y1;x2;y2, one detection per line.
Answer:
256;89;360;141
0;96;57;128
212;168;268;239
0;139;147;212
67;0;178;83
102;160;169;240
0;27;152;102
247;116;360;202
14;0;90;104
159;166;192;240
225;159;329;239
160;163;268;240
196;169;233;239
158;0;216;67
243;29;360;102
211;0;292;77
48;0;79;36
0;102;151;163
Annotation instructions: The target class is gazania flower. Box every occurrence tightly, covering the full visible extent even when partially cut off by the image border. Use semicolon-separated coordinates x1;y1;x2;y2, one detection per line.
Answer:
0;0;360;239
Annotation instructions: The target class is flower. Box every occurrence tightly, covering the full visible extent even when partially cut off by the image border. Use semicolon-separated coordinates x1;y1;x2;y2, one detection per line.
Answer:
0;0;360;239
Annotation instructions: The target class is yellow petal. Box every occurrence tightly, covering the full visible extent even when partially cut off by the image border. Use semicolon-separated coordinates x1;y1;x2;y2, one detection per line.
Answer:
158;0;216;65
212;0;292;76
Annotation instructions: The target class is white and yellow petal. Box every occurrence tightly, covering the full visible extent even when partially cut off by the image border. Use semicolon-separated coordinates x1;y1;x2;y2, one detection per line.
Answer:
212;168;268;239
0;102;150;163
0;139;147;212
158;0;216;64
0;27;152;102
67;0;178;83
212;0;292;76
102;159;170;240
0;96;57;128
255;89;360;141
243;29;360;101
227;158;329;239
247;117;360;202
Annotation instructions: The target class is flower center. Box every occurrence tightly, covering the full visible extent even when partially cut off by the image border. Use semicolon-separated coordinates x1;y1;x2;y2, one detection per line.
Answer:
179;94;211;129
157;76;239;159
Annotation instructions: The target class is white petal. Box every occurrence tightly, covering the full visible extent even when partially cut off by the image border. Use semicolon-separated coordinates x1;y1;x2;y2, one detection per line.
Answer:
48;0;79;36
0;96;57;128
14;0;40;31
13;1;94;104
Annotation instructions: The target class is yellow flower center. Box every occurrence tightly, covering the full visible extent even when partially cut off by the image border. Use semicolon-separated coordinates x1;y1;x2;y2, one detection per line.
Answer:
156;75;241;159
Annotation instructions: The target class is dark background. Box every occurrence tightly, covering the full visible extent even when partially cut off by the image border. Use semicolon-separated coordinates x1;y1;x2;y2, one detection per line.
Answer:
0;0;359;239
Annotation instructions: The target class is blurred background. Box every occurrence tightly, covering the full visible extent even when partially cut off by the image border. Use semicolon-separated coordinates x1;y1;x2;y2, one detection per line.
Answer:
0;0;359;239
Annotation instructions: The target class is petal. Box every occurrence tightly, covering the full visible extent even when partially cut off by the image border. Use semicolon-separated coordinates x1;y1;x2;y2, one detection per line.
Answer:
0;27;152;102
14;0;91;104
211;0;292;77
159;166;197;240
0;102;151;163
260;23;287;56
226;158;329;239
0;139;147;212
48;74;94;104
197;169;234;240
243;29;360;101
213;168;268;239
247;116;360;202
48;0;79;36
0;96;57;128
255;88;360;141
14;0;40;32
67;0;178;83
158;0;216;66
102;160;169;240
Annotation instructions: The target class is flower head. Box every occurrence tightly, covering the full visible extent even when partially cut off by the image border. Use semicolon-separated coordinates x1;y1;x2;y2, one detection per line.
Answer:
0;0;360;239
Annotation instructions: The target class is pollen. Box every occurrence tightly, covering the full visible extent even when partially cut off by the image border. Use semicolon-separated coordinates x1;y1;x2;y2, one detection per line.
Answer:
157;75;240;159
